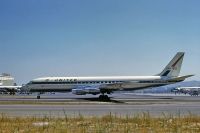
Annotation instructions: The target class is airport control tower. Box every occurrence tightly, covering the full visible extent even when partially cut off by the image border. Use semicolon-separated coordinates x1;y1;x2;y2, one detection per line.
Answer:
0;73;15;86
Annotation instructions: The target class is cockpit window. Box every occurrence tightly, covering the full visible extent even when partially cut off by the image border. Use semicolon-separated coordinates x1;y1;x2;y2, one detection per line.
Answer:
27;81;33;85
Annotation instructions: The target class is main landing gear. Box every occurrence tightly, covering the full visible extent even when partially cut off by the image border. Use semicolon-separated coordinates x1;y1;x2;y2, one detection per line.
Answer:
9;92;15;95
9;89;15;95
98;90;112;101
99;94;110;101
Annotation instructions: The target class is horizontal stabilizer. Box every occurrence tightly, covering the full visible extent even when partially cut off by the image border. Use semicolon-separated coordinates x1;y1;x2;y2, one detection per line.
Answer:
168;75;194;82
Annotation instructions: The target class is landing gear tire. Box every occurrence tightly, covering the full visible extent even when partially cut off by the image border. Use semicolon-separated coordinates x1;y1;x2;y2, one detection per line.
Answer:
37;95;40;99
9;92;15;95
99;95;110;101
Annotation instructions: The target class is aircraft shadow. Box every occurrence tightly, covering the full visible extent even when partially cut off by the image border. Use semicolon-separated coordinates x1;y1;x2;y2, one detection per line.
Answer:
76;97;125;104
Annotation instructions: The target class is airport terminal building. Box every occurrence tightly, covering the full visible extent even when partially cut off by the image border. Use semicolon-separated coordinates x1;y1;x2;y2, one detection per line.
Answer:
0;73;15;86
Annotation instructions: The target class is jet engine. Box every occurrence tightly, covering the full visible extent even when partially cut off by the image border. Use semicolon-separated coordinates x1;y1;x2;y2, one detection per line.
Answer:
72;88;100;95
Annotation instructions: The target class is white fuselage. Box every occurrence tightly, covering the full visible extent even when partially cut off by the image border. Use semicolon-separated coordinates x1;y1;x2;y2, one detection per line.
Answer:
23;76;174;92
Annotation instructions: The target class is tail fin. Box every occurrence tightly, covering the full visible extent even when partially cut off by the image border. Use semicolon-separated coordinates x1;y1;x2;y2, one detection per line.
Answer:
158;52;184;77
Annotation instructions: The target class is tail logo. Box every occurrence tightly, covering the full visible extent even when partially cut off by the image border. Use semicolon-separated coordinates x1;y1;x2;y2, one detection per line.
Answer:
171;54;184;70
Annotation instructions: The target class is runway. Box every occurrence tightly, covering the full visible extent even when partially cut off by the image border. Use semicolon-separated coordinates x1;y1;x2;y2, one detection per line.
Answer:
0;93;200;117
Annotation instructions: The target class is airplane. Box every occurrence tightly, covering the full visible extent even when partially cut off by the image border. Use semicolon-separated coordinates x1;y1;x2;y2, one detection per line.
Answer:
0;86;22;95
174;87;200;96
21;52;193;100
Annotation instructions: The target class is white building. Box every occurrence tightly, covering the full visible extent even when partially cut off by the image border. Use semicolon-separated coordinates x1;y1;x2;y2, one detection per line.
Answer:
0;73;15;86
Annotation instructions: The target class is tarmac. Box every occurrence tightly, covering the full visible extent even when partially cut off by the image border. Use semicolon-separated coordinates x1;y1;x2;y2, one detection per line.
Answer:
0;93;200;117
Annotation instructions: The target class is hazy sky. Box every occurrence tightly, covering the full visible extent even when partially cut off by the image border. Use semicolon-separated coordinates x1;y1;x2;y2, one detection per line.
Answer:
0;0;199;84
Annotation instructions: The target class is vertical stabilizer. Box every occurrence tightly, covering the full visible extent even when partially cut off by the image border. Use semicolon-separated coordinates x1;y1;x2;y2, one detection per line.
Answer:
158;52;184;77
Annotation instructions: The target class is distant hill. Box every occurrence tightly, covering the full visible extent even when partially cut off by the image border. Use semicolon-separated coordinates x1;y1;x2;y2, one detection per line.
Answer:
136;81;200;93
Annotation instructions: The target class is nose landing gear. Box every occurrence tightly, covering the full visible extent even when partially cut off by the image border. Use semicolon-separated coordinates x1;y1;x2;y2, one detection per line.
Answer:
37;92;42;99
37;95;40;99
